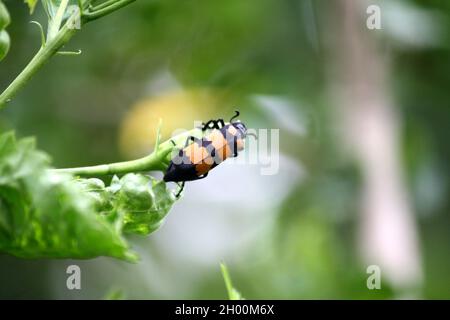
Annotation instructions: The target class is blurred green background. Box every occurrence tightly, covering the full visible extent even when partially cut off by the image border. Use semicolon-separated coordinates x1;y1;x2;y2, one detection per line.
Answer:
0;0;449;299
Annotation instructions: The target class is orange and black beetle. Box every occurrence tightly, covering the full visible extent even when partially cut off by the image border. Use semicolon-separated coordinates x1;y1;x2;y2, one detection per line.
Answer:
164;111;249;194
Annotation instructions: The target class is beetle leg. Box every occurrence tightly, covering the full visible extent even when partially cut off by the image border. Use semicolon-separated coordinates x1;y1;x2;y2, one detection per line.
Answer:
231;136;238;157
175;182;185;198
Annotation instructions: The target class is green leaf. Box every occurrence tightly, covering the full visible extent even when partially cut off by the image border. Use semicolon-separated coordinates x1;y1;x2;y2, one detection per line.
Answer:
0;132;177;261
0;131;135;261
24;0;39;14
77;174;176;236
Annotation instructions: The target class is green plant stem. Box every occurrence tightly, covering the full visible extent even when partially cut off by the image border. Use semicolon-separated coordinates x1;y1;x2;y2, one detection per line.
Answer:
83;0;137;22
0;22;76;108
220;262;243;300
0;0;138;108
221;263;234;300
52;145;173;176
47;0;70;40
51;128;202;177
91;0;120;11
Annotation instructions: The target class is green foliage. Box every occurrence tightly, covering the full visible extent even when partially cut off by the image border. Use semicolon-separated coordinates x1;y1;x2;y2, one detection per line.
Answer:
220;263;243;300
78;174;176;236
1;0;138;106
0;0;177;263
0;132;177;261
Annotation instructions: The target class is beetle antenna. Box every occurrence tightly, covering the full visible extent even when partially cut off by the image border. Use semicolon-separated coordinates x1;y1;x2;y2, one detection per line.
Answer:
230;110;240;123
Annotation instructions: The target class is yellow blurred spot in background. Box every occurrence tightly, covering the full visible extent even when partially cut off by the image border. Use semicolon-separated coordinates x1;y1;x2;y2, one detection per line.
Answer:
119;89;231;158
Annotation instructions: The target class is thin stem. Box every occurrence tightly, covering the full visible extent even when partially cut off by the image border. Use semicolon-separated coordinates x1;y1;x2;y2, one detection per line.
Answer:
0;0;138;108
51;128;202;177
220;263;234;300
83;0;136;22
52;145;173;176
30;21;46;47
220;262;242;300
91;0;119;11
47;0;70;40
0;21;77;108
